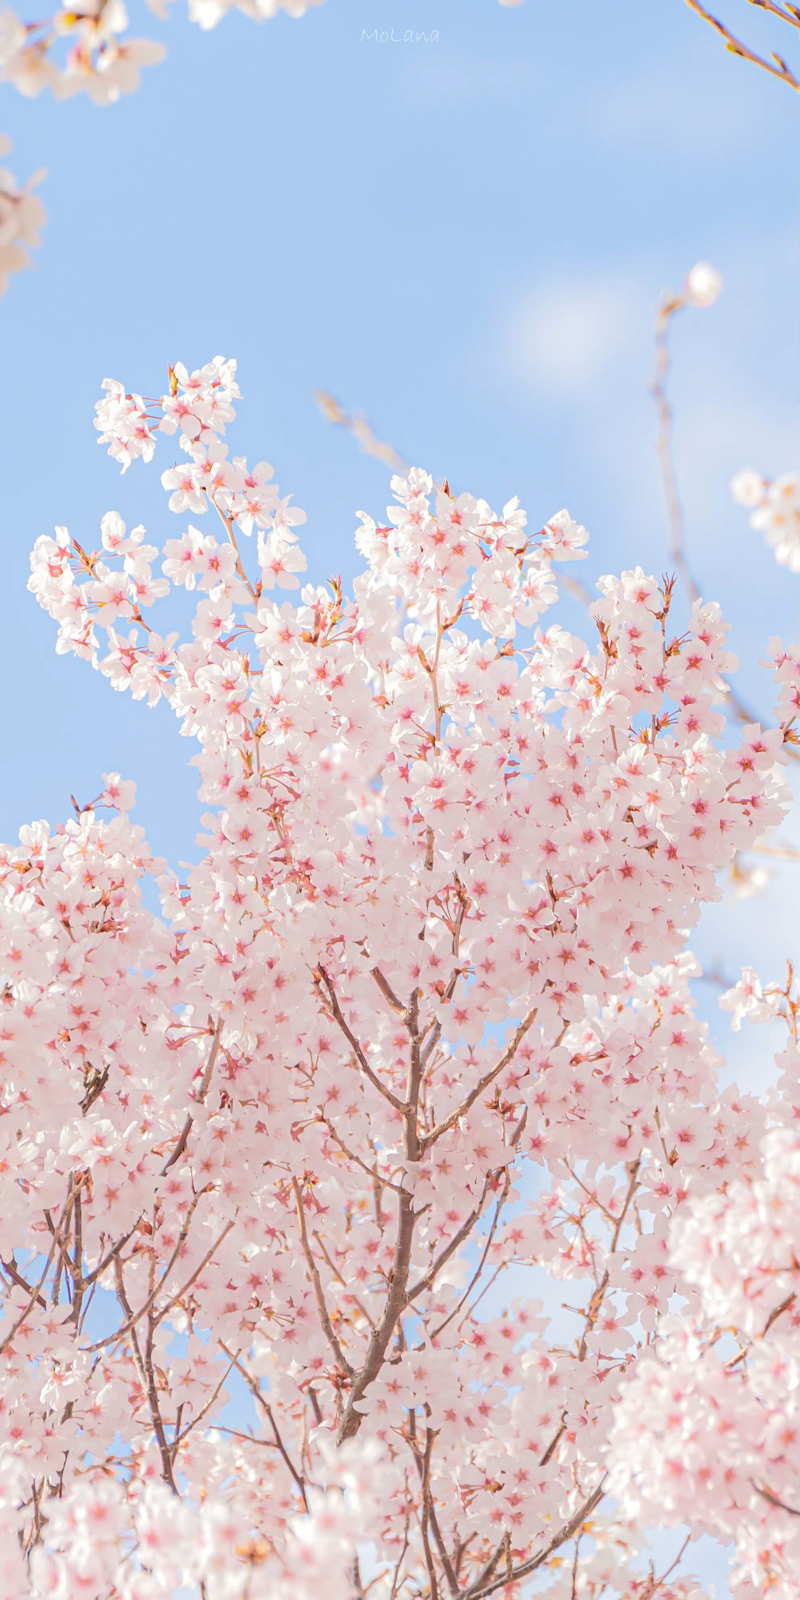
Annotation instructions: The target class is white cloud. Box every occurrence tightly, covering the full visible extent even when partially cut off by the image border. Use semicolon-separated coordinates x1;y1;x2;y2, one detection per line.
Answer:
395;53;537;111
507;273;646;390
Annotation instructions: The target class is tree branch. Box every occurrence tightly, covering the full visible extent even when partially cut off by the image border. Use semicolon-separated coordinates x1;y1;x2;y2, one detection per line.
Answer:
685;0;800;88
160;1017;223;1175
315;966;405;1114
422;1008;537;1151
464;1480;606;1599
292;1176;354;1376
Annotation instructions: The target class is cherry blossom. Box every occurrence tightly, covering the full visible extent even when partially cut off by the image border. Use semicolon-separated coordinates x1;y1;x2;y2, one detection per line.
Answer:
731;469;800;574
684;260;723;308
0;133;45;297
3;354;797;1599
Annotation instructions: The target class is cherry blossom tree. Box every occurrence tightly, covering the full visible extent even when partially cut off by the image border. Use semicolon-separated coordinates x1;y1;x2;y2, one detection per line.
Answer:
0;354;795;1599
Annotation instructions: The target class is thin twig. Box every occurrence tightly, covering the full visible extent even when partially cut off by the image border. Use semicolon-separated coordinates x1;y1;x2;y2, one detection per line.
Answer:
652;284;799;759
83;1189;224;1352
315;966;405;1115
685;0;800;90
752;1481;800;1516
160;1018;223;1175
421;1008;537;1151
114;1257;178;1492
219;1344;309;1510
428;1177;512;1342
464;1480;606;1599
315;390;408;472
292;1176;354;1376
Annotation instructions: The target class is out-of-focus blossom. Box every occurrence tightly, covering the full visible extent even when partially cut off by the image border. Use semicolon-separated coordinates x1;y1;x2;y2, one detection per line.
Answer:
0;134;45;296
732;468;800;573
684;260;723;308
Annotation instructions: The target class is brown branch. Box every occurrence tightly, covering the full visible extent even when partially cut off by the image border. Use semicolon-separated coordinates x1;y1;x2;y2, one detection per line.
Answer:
389;1492;412;1600
315;389;408;472
321;1117;405;1196
83;1225;141;1290
428;1175;513;1342
539;1414;567;1467
0;1190;75;1356
337;1134;421;1440
152;1220;235;1328
405;1179;491;1305
219;1344;309;1510
749;0;800;30
726;1290;796;1368
336;984;442;1442
685;0;800;89
0;1257;47;1310
315;966;405;1114
421;1008;537;1151
292;1177;354;1376
419;1427;441;1600
313;1229;377;1330
464;1480;606;1599
114;1257;177;1492
83;1186;219;1352
172;1348;239;1454
752;1481;800;1516
762;1289;796;1335
641;1534;692;1600
371;967;408;1016
160;1017;223;1176
577;1158;640;1362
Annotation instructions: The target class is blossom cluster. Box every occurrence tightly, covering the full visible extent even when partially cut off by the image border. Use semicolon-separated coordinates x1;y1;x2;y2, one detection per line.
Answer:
3;356;797;1599
0;134;45;296
731;468;800;574
609;981;799;1600
0;1;166;105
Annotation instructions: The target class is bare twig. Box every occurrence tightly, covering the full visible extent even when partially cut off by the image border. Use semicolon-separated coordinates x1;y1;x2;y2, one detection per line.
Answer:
428;1174;514;1342
651;283;799;760
418;1427;441;1600
315;390;409;473
0;1234;60;1354
577;1157;640;1362
337;989;430;1442
685;0;800;90
0;1256;47;1309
